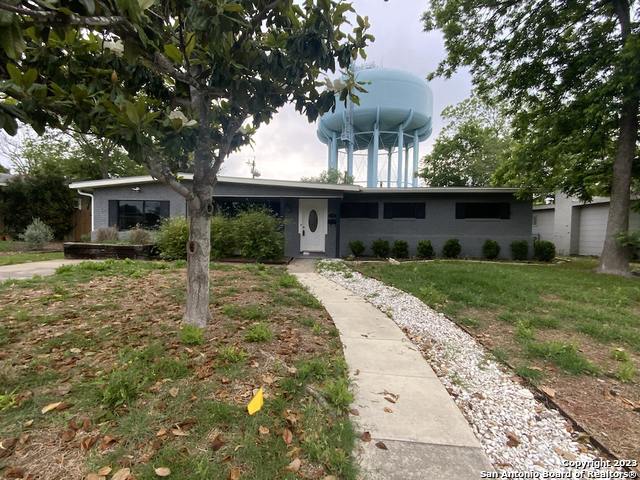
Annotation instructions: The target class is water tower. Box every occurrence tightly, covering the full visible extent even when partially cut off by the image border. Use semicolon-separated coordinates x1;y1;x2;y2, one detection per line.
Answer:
317;67;433;188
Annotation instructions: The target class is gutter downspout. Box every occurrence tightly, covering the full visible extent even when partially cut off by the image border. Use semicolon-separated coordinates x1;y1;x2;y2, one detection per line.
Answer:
77;189;94;233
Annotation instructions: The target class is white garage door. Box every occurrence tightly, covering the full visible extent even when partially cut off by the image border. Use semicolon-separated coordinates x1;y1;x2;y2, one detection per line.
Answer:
578;205;609;256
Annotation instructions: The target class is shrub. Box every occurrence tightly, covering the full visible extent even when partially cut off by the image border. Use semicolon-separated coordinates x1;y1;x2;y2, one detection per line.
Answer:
442;238;461;258
128;227;153;245
416;240;434;259
179;324;204;345
510;240;529;261
19;218;53;249
95;226;119;243
156;217;189;260
482;239;501;260
348;240;365;257
391;240;409;259
211;215;236;259
233;209;284;261
533;240;556;262
218;345;248;364
371;239;390;258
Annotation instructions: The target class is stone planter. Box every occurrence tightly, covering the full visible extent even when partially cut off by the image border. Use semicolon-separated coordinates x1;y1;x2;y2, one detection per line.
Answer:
63;242;158;260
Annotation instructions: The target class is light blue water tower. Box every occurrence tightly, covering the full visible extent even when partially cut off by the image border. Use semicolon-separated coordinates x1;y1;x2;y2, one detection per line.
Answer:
317;67;433;188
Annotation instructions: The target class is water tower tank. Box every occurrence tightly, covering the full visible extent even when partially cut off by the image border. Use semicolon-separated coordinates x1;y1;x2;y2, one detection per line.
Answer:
317;67;433;188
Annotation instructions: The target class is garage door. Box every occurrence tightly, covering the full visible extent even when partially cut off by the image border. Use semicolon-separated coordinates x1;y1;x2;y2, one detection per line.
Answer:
578;205;609;256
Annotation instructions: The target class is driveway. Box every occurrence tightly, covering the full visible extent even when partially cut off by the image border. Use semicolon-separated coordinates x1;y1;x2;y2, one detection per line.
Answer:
0;259;91;281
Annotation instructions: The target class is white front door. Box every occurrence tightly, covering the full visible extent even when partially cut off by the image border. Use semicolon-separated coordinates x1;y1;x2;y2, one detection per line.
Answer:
298;199;328;253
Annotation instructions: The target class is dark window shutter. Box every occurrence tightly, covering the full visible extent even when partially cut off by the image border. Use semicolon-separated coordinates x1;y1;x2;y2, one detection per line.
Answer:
108;200;118;228
501;203;511;219
455;203;465;219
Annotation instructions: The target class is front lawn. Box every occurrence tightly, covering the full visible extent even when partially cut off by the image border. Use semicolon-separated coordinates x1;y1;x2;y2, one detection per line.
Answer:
0;241;64;266
354;258;640;462
0;260;356;480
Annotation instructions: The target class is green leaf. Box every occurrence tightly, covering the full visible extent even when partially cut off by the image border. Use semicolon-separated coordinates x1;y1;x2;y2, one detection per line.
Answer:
138;0;155;9
6;63;21;83
79;0;95;14
23;68;38;89
163;44;183;64
223;3;243;13
184;32;196;58
125;102;140;125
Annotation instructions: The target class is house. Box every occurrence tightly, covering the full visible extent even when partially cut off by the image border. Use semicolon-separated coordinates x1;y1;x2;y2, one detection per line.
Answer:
69;175;533;258
532;193;640;256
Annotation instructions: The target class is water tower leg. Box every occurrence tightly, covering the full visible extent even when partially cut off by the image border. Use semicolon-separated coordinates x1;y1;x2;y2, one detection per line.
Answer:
347;142;354;178
404;145;409;187
397;127;404;188
412;131;420;187
386;149;392;188
369;124;379;188
329;132;338;171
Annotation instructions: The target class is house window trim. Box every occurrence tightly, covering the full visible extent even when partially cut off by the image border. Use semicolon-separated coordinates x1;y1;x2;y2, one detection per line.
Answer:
340;201;379;219
455;202;511;220
383;202;426;220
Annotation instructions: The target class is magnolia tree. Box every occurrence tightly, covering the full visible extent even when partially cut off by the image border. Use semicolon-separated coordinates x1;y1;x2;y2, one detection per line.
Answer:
0;0;372;325
424;0;639;275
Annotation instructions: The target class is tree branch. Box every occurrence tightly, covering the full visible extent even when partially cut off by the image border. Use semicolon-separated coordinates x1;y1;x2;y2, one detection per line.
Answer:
0;1;133;27
145;155;193;200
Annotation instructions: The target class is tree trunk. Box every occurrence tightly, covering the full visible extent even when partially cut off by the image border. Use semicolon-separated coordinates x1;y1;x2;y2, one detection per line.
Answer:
183;190;213;326
598;94;639;275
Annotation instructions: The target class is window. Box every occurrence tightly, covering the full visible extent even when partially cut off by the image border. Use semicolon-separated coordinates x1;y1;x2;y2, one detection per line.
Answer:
109;200;170;230
533;215;537;226
383;202;425;219
455;202;510;219
340;202;379;219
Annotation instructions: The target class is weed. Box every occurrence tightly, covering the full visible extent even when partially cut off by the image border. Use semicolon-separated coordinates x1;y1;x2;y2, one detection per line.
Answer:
323;378;353;410
526;341;599;375
616;362;636;383
102;368;144;408
491;348;509;364
179;325;205;345
218;345;248;364
244;323;273;342
515;365;544;383
611;348;631;362
278;274;298;289
222;304;268;321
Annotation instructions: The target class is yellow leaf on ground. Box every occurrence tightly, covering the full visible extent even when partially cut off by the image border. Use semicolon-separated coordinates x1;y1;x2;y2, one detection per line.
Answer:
154;467;171;477
247;387;264;415
111;468;131;480
41;402;62;414
97;466;112;476
286;458;301;472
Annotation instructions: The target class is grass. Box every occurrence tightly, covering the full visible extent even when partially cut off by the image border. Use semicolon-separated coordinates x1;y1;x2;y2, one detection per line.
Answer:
0;250;63;266
354;258;640;371
0;260;356;479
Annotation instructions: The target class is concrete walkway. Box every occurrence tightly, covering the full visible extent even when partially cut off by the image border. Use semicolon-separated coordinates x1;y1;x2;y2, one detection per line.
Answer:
290;259;493;479
0;259;89;281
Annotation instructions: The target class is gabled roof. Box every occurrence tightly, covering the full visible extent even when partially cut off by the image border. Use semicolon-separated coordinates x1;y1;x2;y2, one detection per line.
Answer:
68;174;361;192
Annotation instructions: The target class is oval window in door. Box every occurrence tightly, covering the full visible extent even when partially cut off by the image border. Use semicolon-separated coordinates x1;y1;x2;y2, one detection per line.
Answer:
308;209;318;232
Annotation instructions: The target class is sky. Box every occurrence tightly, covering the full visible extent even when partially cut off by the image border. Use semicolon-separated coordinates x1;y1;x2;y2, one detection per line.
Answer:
223;0;473;182
0;1;474;179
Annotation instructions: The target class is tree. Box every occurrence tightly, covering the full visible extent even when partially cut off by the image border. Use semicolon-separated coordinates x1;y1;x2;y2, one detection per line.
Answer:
0;164;7;174
301;168;354;184
0;1;371;325
420;97;512;187
9;131;145;180
424;0;639;275
0;173;77;239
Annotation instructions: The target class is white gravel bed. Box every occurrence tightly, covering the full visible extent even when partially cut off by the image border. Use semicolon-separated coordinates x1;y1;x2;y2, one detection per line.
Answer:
318;261;620;477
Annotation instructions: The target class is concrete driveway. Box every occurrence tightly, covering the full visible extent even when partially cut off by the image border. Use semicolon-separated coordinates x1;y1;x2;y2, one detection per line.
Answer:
0;259;91;281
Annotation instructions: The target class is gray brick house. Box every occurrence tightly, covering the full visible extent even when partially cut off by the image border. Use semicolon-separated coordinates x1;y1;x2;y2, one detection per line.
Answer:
69;175;533;258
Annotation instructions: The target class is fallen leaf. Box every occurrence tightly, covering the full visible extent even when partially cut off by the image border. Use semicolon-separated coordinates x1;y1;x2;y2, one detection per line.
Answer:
258;426;270;436
540;386;555;399
170;428;189;437
360;431;371;442
210;434;225;451
168;387;179;398
286;458;301;472
323;477;338;480
247;387;264;415
85;474;105;480
60;429;76;442
154;467;171;477
383;396;396;404
41;401;62;414
282;428;293;445
348;408;359;416
80;435;99;451
383;407;393;413
506;432;520;448
375;441;388;450
156;428;168;437
97;466;112;476
23;420;34;427
4;467;25;479
229;467;241;480
111;468;131;480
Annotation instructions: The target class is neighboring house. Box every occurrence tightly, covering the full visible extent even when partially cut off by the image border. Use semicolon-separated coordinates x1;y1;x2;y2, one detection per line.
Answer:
532;193;640;256
69;175;533;258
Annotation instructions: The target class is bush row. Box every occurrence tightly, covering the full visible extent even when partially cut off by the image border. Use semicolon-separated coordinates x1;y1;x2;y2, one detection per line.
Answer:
348;238;556;262
156;209;284;261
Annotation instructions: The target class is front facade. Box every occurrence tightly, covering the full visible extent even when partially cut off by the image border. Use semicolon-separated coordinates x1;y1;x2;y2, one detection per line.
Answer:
70;175;533;259
533;193;640;256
